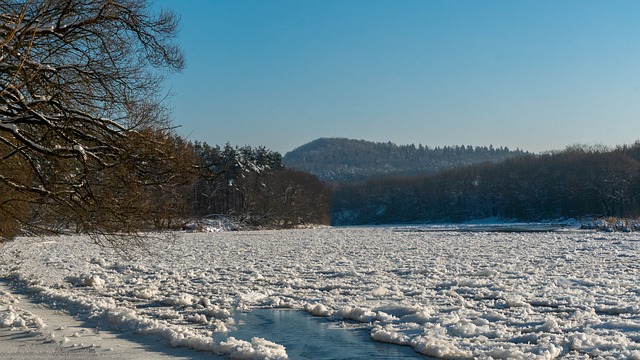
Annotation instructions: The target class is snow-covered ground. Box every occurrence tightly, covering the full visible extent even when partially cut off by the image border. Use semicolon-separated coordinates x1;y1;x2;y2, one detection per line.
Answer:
0;279;211;359
1;227;640;359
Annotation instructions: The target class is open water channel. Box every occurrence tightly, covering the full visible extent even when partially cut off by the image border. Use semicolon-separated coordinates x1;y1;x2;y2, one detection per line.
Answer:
223;309;427;359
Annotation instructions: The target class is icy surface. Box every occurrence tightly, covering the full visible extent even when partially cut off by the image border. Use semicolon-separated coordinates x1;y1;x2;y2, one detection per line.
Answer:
1;227;640;359
0;280;212;359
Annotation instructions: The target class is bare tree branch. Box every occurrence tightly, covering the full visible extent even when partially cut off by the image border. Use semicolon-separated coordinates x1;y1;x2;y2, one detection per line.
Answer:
0;0;187;245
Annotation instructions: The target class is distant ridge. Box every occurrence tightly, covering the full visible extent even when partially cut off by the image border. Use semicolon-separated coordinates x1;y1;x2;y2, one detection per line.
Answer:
283;138;529;182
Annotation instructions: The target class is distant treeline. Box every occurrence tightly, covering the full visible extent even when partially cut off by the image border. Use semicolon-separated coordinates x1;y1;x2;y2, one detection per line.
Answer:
284;137;528;182
26;136;639;233
332;143;640;225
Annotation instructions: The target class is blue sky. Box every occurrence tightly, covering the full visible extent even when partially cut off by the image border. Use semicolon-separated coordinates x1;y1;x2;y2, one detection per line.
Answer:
154;0;640;154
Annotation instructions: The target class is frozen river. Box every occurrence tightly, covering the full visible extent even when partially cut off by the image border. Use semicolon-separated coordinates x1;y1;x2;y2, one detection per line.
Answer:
1;226;640;359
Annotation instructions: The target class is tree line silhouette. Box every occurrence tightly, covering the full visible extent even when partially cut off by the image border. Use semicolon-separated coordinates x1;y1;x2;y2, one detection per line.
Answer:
332;143;640;225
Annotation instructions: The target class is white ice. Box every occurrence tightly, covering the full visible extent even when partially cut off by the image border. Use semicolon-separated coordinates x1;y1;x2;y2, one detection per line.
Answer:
1;227;640;359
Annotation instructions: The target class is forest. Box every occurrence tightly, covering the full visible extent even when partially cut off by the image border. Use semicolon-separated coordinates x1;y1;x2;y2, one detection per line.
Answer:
7;127;640;237
134;139;640;228
14;138;331;237
331;143;640;225
284;137;529;182
184;141;330;228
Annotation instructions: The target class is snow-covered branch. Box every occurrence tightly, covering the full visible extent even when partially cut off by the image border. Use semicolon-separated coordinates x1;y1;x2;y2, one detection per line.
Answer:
0;0;186;242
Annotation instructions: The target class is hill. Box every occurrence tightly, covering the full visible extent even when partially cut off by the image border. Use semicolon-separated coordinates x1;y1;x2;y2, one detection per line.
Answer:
283;138;529;182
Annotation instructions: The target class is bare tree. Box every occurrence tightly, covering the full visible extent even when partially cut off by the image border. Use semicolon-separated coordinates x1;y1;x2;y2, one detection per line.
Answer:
0;0;185;243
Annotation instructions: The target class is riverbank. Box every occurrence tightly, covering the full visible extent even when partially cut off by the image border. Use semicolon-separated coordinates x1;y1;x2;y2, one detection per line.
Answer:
0;280;214;359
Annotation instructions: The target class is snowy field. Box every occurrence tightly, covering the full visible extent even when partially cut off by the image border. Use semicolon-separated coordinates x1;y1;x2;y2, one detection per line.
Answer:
1;227;640;359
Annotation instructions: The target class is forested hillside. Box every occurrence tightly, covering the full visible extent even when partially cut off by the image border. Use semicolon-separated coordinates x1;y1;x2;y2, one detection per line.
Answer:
284;138;528;182
332;143;640;225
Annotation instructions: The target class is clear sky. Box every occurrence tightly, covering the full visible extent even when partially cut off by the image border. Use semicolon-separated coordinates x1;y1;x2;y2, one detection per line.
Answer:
154;0;640;155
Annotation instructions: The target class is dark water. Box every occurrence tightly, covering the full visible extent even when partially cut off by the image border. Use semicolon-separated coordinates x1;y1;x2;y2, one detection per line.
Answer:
226;309;426;359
